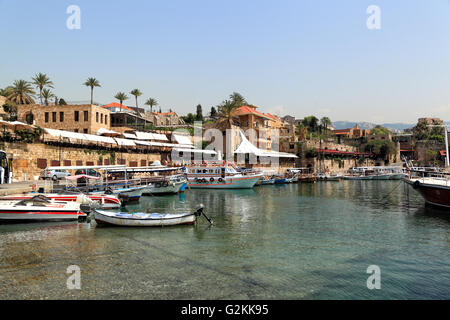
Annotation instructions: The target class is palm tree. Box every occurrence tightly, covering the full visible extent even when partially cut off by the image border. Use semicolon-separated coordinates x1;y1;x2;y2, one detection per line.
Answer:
32;73;53;105
7;80;36;104
216;99;239;129
144;98;158;113
83;78;101;105
41;88;55;106
320;117;332;136
229;92;247;108
130;89;142;109
114;92;128;107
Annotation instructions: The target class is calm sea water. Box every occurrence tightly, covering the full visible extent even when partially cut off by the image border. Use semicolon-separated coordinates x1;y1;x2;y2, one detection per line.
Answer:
0;181;449;299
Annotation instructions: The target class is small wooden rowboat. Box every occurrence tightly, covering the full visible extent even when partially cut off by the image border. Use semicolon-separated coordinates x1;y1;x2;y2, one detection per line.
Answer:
94;205;210;227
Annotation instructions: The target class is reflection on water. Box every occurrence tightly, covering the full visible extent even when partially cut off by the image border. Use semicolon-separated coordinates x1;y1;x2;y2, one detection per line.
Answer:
0;181;450;299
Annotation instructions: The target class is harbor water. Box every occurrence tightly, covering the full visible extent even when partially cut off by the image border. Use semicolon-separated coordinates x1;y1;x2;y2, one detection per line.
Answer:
1;181;450;299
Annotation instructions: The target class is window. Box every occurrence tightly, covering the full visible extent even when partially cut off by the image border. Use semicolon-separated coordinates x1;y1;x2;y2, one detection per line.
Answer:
84;111;88;121
101;114;103;123
83;129;88;133
74;111;79;122
45;112;49;123
52;112;56;122
105;115;108;125
60;112;64;122
74;129;78;133
96;112;99;122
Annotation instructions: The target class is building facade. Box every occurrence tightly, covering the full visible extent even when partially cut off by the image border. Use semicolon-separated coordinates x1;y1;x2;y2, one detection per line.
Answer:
17;104;111;134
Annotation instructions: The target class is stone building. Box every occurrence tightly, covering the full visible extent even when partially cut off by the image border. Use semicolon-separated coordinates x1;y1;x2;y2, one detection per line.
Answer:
16;104;111;134
0;96;8;120
146;111;184;126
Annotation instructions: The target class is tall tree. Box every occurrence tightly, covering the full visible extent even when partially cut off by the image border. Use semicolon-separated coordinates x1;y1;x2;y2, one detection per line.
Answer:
7;80;36;104
144;98;158;113
114;92;129;107
195;104;203;121
320;117;332;135
83;77;101;105
210;106;217;119
130;89;143;130
32;73;53;105
216;99;238;129
41;88;55;106
130;89;142;109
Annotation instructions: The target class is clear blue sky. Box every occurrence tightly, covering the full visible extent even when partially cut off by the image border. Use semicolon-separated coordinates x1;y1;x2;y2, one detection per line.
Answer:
1;0;450;123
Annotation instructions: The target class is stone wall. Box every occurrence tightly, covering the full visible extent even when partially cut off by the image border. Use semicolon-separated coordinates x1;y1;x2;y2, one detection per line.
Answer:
1;142;161;181
415;140;445;164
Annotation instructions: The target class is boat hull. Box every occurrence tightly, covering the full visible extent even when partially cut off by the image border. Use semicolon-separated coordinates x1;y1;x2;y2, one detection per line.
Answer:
187;175;261;189
343;175;373;180
404;178;450;209
0;194;121;209
372;174;392;180
94;210;196;226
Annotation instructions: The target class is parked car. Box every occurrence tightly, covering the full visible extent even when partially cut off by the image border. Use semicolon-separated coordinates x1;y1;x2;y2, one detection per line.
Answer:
75;169;101;178
40;169;71;181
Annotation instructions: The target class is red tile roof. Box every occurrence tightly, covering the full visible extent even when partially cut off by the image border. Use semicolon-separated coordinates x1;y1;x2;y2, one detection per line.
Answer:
103;102;133;111
233;106;274;120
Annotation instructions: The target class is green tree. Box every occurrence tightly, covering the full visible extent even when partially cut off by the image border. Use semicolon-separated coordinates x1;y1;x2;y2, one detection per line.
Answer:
7;80;36;104
370;125;391;136
31;73;54;105
195;104;203;121
83;77;101;105
364;140;396;157
181;113;195;124
41;88;54;106
144;98;158;113
302;116;319;133
210;106;217;120
130;89;142;110
59;98;67;105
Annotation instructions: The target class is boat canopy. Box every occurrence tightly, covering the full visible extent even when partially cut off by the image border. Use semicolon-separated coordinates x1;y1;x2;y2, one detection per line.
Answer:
173;148;217;155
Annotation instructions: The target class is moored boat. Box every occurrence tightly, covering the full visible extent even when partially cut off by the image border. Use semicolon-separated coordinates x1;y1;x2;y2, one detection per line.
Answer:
94;205;207;227
403;169;450;209
0;193;121;209
0;195;87;222
184;161;262;189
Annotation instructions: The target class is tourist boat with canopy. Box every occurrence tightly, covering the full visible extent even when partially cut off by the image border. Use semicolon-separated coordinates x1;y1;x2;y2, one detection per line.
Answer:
0;195;88;222
183;161;262;189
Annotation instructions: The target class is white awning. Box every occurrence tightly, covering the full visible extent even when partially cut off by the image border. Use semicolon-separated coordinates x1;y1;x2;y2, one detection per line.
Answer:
114;138;136;146
172;134;192;145
123;132;137;139
97;128;121;136
151;133;169;141
135;131;169;141
84;134;116;144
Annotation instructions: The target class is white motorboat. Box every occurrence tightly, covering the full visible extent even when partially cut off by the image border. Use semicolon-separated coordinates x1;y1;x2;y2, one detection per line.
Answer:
0;193;121;209
0;195;87;222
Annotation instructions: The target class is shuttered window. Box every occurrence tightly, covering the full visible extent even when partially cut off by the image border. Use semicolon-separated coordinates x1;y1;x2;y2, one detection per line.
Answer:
37;159;47;169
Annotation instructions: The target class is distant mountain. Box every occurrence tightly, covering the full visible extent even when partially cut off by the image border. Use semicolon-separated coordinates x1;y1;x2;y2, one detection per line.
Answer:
332;121;414;133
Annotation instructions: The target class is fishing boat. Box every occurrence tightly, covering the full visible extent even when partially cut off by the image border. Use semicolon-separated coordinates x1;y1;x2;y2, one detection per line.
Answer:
184;161;262;189
0;192;121;209
94;205;208;227
261;177;275;185
0;195;87;222
317;172;343;181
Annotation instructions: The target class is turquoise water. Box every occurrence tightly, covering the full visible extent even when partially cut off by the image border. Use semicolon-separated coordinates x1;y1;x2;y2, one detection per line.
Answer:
0;181;449;299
